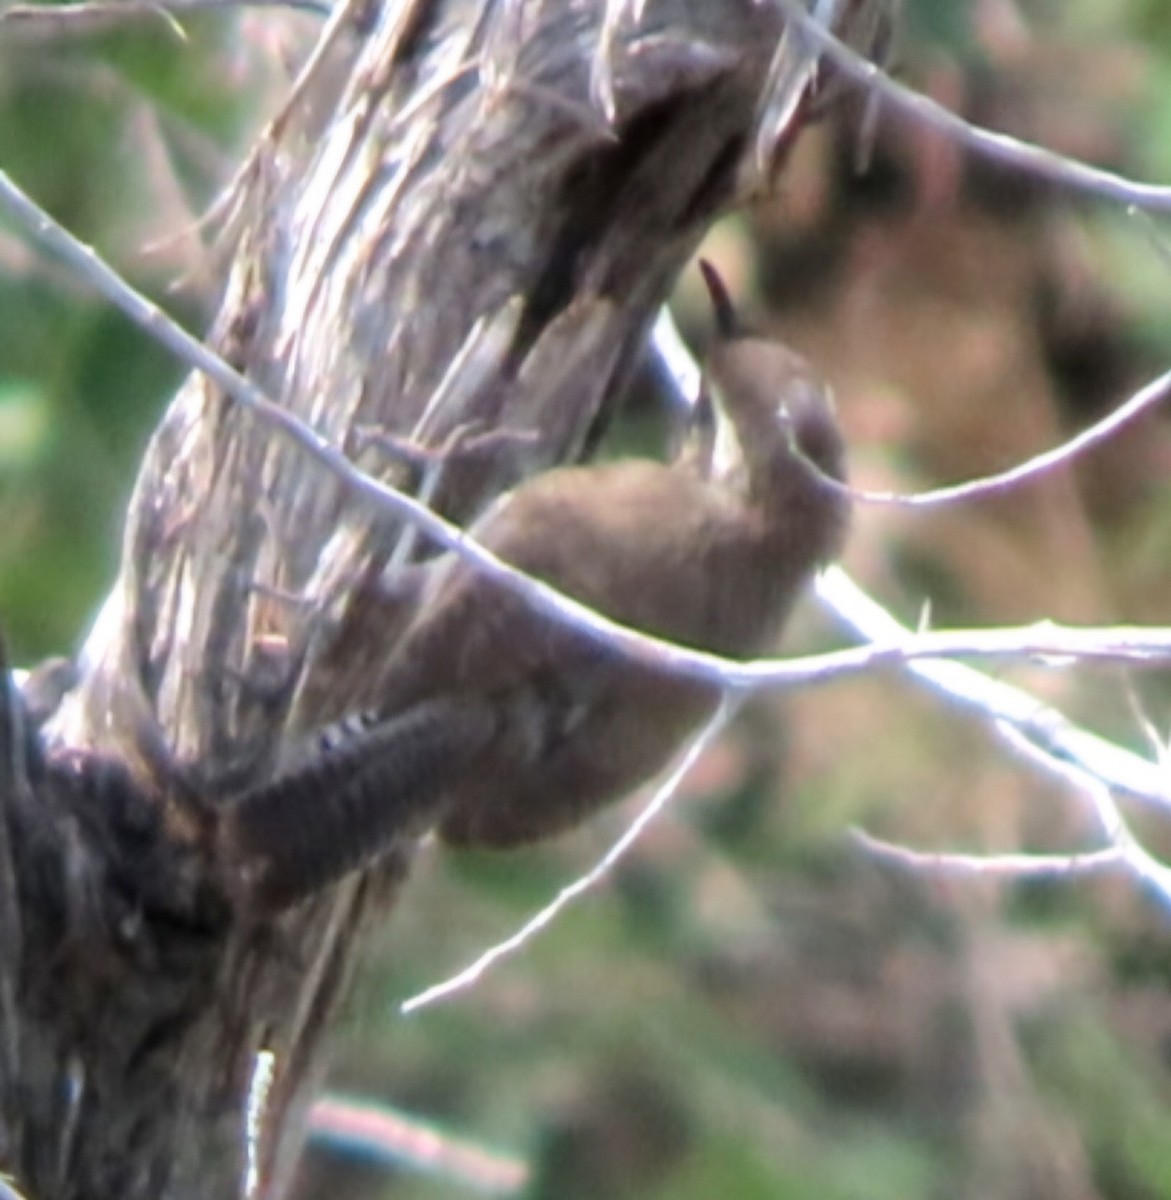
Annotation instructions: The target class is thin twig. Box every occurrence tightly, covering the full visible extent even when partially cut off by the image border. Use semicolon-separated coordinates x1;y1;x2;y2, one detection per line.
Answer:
818;567;1170;810
830;363;1171;509
775;0;1171;213
997;722;1171;911
400;698;737;1013
0;0;330;30
851;711;1171;904
851;828;1125;879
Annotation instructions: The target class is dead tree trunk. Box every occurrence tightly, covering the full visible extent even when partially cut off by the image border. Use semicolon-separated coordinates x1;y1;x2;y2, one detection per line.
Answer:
0;1;884;1196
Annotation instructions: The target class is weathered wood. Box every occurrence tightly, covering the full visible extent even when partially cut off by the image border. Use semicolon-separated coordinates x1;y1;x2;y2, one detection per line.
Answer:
0;1;885;1196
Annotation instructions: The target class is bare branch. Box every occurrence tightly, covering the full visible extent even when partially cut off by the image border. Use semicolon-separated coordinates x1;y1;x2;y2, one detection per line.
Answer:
777;0;1171;212
998;722;1171;911
0;0;329;36
817;568;1171;811
855;724;1171;915
401;697;737;1013
851;829;1126;880
829;362;1171;509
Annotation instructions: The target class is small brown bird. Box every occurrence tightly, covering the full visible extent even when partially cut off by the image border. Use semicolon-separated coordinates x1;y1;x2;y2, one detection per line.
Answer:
222;262;850;907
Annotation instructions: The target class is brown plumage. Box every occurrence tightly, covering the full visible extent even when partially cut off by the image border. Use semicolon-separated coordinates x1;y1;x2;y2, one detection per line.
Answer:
375;261;850;847
221;262;850;906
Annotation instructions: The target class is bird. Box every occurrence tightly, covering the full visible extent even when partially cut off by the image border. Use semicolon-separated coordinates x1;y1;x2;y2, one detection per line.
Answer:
220;261;851;909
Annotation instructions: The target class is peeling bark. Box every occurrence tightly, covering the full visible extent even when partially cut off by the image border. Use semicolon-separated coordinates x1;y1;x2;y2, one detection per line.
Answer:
0;1;884;1196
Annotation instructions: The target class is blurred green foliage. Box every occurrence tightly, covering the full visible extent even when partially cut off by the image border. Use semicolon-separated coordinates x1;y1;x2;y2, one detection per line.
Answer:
0;8;260;658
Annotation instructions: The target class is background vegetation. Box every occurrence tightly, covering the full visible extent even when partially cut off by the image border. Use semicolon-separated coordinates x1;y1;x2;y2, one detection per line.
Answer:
4;2;1171;1197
